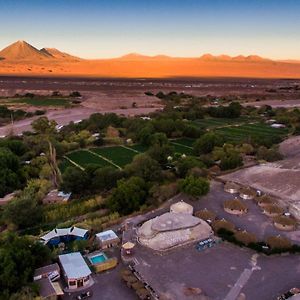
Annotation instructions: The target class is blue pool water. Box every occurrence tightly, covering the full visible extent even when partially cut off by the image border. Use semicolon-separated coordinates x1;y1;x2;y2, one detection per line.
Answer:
90;254;107;264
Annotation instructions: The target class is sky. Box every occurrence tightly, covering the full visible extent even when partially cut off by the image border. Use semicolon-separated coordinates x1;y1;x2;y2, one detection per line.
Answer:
1;0;300;59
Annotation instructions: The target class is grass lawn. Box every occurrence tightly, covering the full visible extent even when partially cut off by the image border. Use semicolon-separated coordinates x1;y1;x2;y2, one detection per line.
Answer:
128;144;149;153
90;146;137;167
170;142;194;155
66;150;114;169
8;97;71;107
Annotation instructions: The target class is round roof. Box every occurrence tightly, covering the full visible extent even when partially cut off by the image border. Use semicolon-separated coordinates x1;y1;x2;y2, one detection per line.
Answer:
170;201;193;214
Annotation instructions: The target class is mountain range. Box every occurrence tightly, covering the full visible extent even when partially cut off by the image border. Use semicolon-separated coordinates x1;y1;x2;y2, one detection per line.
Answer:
1;40;300;78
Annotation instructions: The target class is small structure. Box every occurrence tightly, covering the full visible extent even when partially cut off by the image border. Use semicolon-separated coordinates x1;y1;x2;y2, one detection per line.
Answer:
34;263;64;300
43;189;71;204
239;187;255;200
59;252;92;290
122;241;135;255
96;229;120;249
40;226;89;246
263;205;283;217
34;263;60;282
224;199;248;215
224;182;240;194
170;200;193;215
273;216;297;231
255;195;275;207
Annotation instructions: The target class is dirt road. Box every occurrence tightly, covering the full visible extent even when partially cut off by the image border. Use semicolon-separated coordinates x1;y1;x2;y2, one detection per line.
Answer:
0;106;159;136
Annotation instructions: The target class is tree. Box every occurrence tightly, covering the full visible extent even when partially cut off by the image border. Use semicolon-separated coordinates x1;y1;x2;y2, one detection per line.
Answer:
90;166;123;192
194;133;223;155
179;175;210;198
125;154;162;182
61;167;89;194
0;233;51;298
3;186;43;229
256;146;282;162
147;144;174;165
176;157;205;177
108;177;148;215
31;117;57;135
0;147;24;197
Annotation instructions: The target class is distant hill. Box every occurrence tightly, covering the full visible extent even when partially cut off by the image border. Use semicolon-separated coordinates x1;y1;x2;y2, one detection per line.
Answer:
0;40;80;61
1;40;300;78
0;40;51;60
40;48;81;61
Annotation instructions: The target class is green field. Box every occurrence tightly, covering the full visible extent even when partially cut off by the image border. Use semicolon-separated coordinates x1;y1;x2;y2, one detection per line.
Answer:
128;144;149;153
66;150;113;169
8;97;70;107
215;123;288;143
91;146;137;167
172;138;196;147
193;116;254;129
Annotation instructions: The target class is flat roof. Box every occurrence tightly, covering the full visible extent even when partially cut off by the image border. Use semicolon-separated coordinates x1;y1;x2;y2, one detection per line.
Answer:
96;229;118;241
59;252;91;279
34;263;60;279
37;278;57;298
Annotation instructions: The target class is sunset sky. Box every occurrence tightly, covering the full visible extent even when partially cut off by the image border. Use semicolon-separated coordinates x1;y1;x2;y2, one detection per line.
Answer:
1;0;300;59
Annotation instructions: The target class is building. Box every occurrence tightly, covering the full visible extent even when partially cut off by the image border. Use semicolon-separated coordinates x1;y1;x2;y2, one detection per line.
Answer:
122;241;135;255
59;252;92;290
40;226;89;246
170;200;193;215
34;263;64;300
43;189;71;204
224;182;240;194
96;230;120;249
239;187;256;200
138;212;213;251
34;263;60;282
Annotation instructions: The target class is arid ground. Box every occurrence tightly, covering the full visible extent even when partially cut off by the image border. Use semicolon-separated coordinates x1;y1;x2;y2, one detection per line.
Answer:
1;76;300;136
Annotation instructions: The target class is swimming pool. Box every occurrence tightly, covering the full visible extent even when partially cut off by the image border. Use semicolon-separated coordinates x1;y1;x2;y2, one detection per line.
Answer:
89;253;107;265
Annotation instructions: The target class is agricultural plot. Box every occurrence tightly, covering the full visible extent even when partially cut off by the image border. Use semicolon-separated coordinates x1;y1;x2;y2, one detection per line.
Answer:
172;137;196;148
170;138;195;155
215;123;288;143
128;144;149;153
193;116;254;129
66;150;113;169
90;146;137;167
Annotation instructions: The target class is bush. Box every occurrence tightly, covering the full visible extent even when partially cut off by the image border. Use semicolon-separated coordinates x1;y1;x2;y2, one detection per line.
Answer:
179;176;210;198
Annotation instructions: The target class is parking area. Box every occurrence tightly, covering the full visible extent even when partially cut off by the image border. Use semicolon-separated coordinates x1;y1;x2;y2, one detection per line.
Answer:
133;241;300;300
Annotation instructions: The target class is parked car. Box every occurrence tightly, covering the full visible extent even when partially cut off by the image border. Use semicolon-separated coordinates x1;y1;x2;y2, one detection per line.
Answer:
76;291;92;300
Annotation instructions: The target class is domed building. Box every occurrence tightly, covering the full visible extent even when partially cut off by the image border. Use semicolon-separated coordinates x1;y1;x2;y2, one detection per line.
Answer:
137;211;213;251
170;200;193;215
